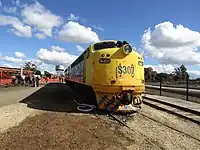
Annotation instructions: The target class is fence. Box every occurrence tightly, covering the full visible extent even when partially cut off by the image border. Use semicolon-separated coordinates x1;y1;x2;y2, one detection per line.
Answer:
0;78;60;87
145;75;200;103
0;79;12;85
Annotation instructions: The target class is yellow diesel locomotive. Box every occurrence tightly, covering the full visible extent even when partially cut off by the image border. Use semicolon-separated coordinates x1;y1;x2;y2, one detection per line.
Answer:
65;40;145;113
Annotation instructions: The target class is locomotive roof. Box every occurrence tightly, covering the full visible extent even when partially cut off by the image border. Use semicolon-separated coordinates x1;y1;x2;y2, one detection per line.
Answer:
91;40;117;45
64;40;143;72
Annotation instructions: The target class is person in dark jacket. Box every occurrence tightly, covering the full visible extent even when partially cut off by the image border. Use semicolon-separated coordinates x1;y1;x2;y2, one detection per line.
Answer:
36;76;40;87
32;75;35;87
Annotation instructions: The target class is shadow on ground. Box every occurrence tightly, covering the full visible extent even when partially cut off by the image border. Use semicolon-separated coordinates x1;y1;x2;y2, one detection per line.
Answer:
20;83;107;115
20;83;78;112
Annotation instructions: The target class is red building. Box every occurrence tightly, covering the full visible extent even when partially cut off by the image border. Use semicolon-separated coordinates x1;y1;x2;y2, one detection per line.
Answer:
0;66;33;85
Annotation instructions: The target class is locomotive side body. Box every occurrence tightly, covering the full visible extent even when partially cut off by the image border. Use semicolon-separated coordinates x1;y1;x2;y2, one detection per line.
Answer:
65;40;145;113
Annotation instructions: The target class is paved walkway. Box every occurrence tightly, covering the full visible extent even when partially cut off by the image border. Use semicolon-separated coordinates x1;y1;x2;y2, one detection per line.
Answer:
0;86;42;108
144;94;200;115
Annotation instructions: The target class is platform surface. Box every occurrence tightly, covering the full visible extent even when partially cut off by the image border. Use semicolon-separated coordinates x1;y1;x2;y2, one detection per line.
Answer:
144;94;200;114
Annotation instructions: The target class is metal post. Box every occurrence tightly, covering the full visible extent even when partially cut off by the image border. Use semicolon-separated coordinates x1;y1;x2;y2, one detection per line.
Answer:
186;73;189;101
160;78;162;96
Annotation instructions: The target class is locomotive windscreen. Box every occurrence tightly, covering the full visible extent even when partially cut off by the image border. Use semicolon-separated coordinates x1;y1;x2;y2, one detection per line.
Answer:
93;42;117;51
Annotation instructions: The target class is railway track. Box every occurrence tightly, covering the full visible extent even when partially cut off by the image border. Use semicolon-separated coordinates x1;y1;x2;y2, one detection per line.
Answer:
143;97;200;125
108;112;164;150
108;107;200;146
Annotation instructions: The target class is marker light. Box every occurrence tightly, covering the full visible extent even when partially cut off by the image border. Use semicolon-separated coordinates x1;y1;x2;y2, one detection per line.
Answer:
138;61;144;66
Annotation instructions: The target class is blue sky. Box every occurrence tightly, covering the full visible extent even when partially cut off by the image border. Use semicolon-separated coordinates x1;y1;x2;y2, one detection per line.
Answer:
0;0;200;78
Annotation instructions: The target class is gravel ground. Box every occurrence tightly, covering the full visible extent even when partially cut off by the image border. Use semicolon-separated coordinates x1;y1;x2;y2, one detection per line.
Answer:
0;112;160;150
0;83;160;150
0;103;43;133
0;83;200;150
125;104;200;150
145;88;200;103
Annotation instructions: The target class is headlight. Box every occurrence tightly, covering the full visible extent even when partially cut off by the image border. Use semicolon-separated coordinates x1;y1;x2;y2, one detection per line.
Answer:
123;44;132;54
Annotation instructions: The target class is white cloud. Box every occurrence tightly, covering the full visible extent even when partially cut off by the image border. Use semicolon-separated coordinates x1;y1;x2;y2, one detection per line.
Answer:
31;59;42;66
0;0;17;14
21;1;63;37
3;6;17;14
68;13;79;21
188;70;200;78
51;45;65;52
189;70;200;75
145;64;175;74
76;45;85;52
93;25;104;31
57;21;100;43
10;22;32;37
12;0;27;8
25;58;42;66
1;63;13;68
15;52;25;58
1;56;24;63
35;33;46;39
12;0;20;6
36;47;78;66
141;21;200;65
0;14;32;37
0;14;19;25
37;62;56;74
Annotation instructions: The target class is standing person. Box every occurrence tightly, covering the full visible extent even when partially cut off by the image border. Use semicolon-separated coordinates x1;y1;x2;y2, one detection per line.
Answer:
45;77;48;85
36;76;40;87
32;75;36;87
25;76;28;86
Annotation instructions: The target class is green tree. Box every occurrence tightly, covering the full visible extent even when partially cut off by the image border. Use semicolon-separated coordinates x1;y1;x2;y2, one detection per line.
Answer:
144;67;153;81
156;72;168;81
174;67;181;81
44;71;51;78
144;64;193;83
23;62;41;76
180;64;188;81
35;70;41;76
174;65;189;81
